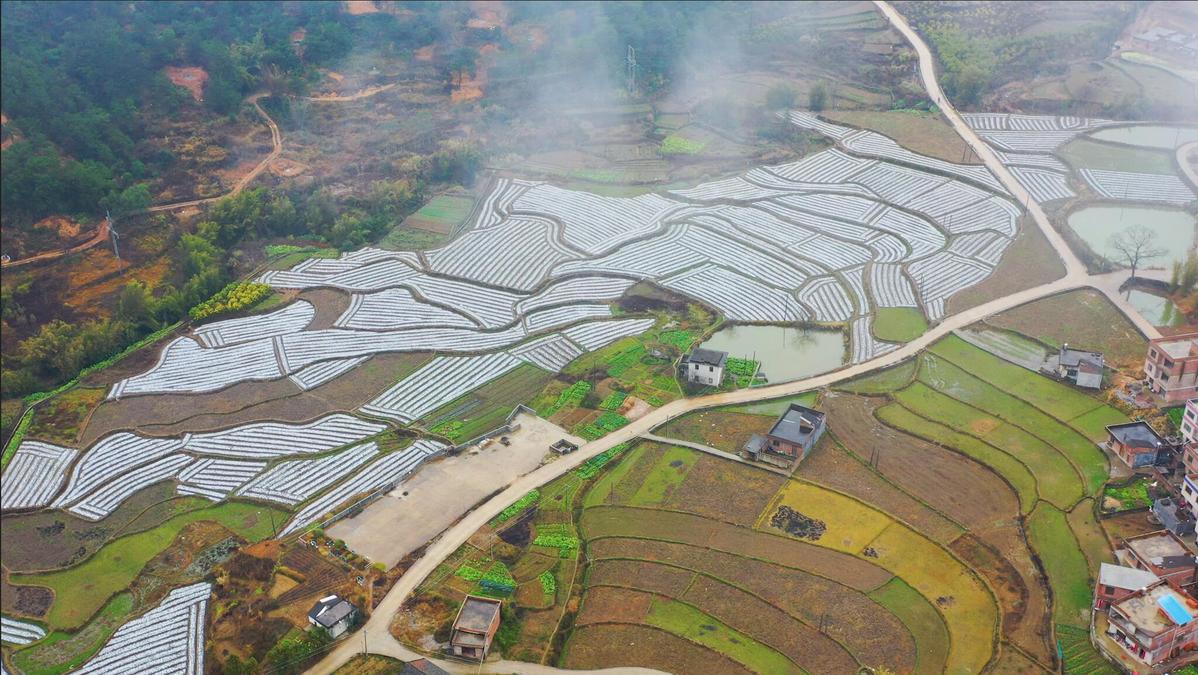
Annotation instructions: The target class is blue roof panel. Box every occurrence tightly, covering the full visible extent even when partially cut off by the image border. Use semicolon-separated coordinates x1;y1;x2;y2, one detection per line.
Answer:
1158;594;1194;626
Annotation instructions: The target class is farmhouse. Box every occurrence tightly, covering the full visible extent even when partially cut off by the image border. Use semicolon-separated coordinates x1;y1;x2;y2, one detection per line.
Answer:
1182;475;1198;523
683;348;727;387
1152;496;1195;538
1106;422;1170;469
744;403;826;469
1105;580;1198;666
1144;332;1198;404
1095;563;1161;611
1117;531;1198;587
1047;344;1104;389
307;595;357;638
450;595;502;661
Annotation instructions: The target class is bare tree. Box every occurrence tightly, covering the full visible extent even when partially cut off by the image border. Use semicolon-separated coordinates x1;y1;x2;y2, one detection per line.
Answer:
1108;225;1166;279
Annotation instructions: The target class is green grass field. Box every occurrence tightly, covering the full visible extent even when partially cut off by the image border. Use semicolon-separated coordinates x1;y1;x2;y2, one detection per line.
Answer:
836;361;916;394
919;355;1108;494
1027;503;1092;627
644;598;799;674
629;445;698;506
873;307;928;342
930;336;1102;420
894;383;1084;508
11;502;285;630
1058;136;1178;174
405;194;476;227
11;592;134;675
867;578;950;674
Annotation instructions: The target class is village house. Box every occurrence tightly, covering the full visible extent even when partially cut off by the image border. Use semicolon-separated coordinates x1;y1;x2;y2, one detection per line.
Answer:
307;595;357;639
744;403;826;470
1095;562;1161;611
450;595;502;661
1107;421;1170;469
683;348;727;387
1046;344;1105;389
1145;332;1198;404
1183;399;1198;444
1117;531;1198;587
1182;475;1198;522
1105;579;1198;666
1153;496;1196;538
1184;440;1198;477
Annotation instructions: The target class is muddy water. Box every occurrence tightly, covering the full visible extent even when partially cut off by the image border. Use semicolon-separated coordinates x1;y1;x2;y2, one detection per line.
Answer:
1123;289;1186;327
1067;205;1196;268
1090;125;1198;150
700;324;845;383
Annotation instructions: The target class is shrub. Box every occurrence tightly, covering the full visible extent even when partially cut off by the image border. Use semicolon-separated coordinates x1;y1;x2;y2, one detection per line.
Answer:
430;419;465;440
189;281;272;321
456;564;484;581
491;489;540;525
576;442;631;478
538;570;557;598
599;391;627;411
541;381;590;417
660;135;707;155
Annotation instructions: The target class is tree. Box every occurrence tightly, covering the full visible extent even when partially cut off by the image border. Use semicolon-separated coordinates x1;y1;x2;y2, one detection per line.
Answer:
765;84;796;110
808;81;829;111
1181;251;1198;295
1108;225;1166;279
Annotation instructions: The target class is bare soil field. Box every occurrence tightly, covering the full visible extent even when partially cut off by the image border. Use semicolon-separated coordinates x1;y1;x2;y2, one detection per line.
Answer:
573;585;653;626
801;436;964;544
0;484;200;572
80;351;431;443
562;623;751;675
824;109;980;164
164;66;208;103
947;215;1066;316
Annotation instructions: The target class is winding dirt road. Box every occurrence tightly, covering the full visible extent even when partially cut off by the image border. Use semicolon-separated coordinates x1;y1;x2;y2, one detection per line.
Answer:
3;95;282;269
305;5;1159;672
147;94;283;213
1;219;109;269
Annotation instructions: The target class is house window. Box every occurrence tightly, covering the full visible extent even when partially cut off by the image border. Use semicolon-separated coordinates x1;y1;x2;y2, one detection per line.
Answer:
709;365;714;372
1104;585;1115;594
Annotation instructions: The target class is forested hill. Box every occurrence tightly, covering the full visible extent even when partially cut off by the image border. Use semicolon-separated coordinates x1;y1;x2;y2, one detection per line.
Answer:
0;1;437;229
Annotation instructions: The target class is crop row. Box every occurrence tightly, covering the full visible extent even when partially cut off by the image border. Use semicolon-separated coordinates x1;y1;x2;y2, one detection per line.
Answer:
1010;167;1075;202
76;582;210;675
1080;168;1195;204
278;439;446;537
1;615;46;646
0;441;78;510
193;300;315;349
237;442;379;506
334;289;478;331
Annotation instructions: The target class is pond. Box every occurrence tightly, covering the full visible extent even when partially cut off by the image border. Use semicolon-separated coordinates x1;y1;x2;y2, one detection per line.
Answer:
1067;205;1196;268
699;324;845;383
1090;125;1198;150
1124;289;1186;328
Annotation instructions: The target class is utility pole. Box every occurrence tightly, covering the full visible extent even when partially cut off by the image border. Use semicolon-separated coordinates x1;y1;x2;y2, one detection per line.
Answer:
107;210;126;275
626;45;637;95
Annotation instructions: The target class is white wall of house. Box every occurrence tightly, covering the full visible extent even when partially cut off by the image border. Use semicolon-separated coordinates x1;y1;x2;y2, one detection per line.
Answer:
687;362;723;386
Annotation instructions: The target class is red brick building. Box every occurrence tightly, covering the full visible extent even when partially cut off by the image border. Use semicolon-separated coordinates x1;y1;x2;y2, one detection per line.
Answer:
1118;531;1198;587
1106;580;1198;666
1145;332;1198;404
1107;421;1168;470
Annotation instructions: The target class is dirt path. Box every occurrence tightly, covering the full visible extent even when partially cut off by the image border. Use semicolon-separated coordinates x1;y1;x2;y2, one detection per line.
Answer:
146;93;282;214
1;219;109;269
306;83;397;102
872;0;1087;281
